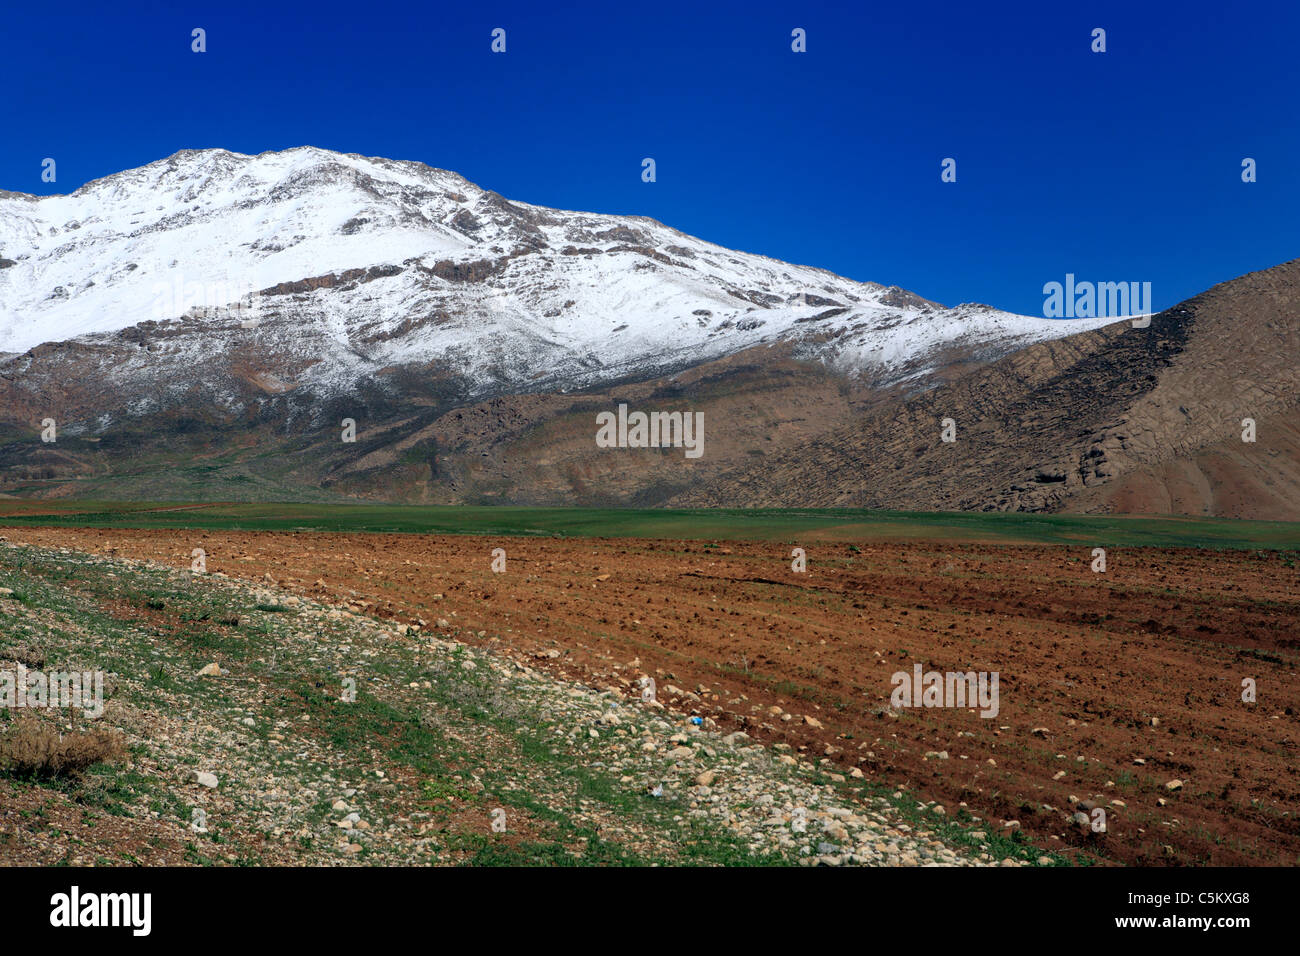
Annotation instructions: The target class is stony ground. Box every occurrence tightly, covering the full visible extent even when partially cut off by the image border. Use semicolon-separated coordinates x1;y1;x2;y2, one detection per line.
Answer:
0;540;1057;867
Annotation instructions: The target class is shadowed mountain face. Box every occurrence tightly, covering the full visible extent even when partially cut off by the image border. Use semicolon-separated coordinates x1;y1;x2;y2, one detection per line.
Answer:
670;260;1300;520
0;148;1295;517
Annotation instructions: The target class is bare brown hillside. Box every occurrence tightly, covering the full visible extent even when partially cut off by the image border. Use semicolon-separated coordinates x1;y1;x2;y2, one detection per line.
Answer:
668;259;1300;519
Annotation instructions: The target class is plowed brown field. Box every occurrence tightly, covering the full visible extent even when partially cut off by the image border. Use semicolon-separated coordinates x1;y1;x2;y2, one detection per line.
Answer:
8;525;1298;866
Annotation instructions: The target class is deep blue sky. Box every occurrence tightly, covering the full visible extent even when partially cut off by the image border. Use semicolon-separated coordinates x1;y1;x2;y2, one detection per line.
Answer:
4;0;1296;314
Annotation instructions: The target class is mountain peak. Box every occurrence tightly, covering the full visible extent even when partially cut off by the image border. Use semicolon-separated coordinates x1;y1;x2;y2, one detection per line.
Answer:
1;147;1118;385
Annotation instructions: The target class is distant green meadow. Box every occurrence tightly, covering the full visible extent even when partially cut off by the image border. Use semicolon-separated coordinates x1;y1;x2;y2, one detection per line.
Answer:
1;500;1298;550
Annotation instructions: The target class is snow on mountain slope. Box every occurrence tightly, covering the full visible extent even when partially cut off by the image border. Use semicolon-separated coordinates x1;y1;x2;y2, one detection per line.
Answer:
0;147;1123;400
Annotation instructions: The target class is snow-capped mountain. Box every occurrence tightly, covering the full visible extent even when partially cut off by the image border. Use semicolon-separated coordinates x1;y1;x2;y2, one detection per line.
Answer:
0;147;1121;403
11;147;1222;512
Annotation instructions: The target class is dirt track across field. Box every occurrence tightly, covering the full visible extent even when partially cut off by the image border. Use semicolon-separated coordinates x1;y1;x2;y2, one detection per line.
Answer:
6;525;1298;866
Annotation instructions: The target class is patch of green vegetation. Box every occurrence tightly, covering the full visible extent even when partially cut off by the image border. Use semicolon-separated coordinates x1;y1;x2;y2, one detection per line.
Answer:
1;500;1298;549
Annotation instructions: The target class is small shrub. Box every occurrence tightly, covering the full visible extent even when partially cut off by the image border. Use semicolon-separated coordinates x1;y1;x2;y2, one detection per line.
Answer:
2;642;46;669
0;717;126;779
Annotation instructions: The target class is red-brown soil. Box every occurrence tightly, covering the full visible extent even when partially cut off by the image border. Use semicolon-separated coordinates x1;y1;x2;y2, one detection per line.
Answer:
7;526;1298;866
